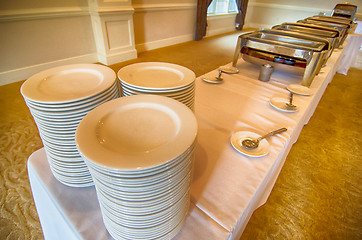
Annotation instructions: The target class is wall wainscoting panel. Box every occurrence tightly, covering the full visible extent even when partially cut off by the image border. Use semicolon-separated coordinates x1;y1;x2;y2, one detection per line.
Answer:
0;54;98;86
0;13;98;85
89;6;137;65
132;2;196;53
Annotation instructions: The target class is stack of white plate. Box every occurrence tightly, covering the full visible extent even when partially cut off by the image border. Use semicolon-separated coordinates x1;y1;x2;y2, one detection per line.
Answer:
21;64;119;187
76;95;197;239
117;62;195;111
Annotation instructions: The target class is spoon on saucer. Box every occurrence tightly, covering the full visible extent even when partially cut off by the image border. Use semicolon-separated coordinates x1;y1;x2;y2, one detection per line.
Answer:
202;70;223;84
242;127;287;150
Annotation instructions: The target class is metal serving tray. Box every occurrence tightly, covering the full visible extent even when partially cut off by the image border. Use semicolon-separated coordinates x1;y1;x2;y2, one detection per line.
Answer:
232;30;329;86
272;22;341;49
310;15;353;27
298;18;349;46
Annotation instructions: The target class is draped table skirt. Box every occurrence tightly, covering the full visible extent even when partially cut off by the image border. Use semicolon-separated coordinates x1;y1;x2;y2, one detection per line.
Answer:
27;33;358;240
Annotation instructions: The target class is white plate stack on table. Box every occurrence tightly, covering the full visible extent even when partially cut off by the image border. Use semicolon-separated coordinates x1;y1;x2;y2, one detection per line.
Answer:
75;95;198;240
117;62;196;111
21;64;119;187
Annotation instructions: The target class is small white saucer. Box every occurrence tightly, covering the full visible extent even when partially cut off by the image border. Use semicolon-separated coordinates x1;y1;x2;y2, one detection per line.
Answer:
270;97;298;113
219;66;239;74
230;131;270;157
201;77;223;84
287;84;313;96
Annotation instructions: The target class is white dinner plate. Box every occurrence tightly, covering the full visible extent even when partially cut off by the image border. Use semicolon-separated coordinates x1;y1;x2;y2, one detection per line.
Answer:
121;85;194;98
117;62;195;90
120;80;194;93
23;80;119;108
269;97;298;113
230;131;270;157
25;87;119;112
287;84;313;96
21;64;116;103
84;141;195;175
92;154;191;186
76;95;197;170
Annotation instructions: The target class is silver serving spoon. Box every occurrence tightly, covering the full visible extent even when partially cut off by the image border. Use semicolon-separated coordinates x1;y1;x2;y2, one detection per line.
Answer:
285;92;296;110
242;127;288;150
216;69;223;80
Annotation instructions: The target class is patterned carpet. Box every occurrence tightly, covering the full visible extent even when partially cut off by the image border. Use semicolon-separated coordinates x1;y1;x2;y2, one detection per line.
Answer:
0;31;361;239
0;81;43;239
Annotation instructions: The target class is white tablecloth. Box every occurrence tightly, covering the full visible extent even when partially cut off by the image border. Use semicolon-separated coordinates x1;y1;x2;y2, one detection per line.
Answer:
28;35;355;240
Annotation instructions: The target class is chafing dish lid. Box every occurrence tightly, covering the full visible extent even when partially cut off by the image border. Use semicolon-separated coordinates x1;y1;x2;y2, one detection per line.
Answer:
273;23;340;38
241;30;328;52
303;17;350;29
311;15;353;26
258;29;331;50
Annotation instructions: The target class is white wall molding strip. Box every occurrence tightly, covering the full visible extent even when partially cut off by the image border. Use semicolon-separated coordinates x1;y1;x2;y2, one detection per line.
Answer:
0;7;90;22
90;6;134;15
243;23;269;30
0;53;98;86
247;2;331;14
133;3;196;13
135;34;194;53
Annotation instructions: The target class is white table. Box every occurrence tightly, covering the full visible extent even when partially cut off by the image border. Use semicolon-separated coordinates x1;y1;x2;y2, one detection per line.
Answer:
28;34;355;240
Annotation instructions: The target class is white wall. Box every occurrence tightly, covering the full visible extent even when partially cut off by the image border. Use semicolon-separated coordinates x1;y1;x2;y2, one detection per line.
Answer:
244;0;362;29
0;0;137;86
206;13;238;37
132;0;196;52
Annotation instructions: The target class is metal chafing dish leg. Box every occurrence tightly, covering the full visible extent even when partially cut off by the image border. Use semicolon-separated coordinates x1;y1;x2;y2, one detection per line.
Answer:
302;52;322;86
232;36;242;67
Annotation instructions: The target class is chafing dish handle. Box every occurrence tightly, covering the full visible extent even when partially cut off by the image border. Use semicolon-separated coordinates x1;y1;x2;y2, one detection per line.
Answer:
232;32;255;67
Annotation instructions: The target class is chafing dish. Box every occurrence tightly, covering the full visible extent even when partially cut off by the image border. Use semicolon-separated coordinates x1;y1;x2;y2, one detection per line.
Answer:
298;18;349;46
332;3;358;19
272;22;341;49
232;30;330;86
308;15;357;38
310;15;354;28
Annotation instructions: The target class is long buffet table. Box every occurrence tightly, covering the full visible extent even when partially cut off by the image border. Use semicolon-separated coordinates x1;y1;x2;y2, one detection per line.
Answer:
27;32;361;240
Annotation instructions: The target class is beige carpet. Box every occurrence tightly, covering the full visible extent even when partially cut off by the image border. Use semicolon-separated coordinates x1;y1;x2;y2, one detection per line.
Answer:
0;31;361;239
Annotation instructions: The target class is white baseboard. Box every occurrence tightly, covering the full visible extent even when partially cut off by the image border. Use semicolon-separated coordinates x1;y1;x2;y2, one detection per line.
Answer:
243;23;269;30
0;53;98;86
98;49;138;65
135;34;194;53
206;26;236;37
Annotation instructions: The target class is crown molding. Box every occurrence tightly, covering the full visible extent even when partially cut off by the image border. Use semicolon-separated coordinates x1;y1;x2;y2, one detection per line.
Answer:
0;7;90;22
133;3;196;13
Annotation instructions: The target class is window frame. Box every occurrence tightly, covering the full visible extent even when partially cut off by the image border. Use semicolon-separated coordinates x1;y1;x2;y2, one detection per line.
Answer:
207;0;239;16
